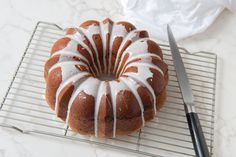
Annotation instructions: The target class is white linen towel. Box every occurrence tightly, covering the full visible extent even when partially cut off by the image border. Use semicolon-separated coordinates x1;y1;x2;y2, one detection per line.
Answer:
121;0;236;41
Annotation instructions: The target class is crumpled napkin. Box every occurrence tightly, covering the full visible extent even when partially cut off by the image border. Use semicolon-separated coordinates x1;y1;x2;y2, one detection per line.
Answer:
121;0;236;41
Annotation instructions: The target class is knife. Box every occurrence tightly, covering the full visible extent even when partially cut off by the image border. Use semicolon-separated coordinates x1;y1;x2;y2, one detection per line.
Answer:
167;25;210;157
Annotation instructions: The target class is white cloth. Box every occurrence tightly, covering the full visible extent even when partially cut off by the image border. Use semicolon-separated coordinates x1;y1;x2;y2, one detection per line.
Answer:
121;0;236;41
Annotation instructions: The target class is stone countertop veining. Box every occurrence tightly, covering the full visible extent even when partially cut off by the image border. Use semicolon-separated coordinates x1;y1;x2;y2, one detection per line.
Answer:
0;0;236;157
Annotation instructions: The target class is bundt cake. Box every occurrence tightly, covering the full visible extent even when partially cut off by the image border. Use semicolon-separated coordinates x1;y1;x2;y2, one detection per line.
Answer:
44;18;168;138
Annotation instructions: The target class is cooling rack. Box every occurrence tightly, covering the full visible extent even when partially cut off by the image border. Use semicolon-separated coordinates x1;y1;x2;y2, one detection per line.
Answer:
0;21;217;157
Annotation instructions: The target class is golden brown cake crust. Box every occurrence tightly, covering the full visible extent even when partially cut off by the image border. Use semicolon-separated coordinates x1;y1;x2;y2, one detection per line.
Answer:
44;18;168;138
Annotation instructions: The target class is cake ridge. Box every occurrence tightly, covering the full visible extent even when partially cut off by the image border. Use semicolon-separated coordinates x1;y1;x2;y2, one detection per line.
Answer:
107;22;116;75
66;32;100;75
50;51;96;76
99;21;107;74
112;29;149;74
121;73;157;115
94;81;105;137
108;81;117;137
115;37;150;77
51;49;87;62
119;77;145;126
65;77;100;124
54;72;90;113
121;53;162;74
124;62;164;76
48;61;82;74
126;53;162;63
80;24;102;74
108;80;129;137
112;29;137;74
108;22;135;75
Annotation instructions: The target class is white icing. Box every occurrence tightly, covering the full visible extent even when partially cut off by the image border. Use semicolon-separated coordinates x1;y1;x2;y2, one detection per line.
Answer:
122;62;164;115
121;73;157;115
125;38;150;55
119;77;145;126
52;50;87;62
66;77;101;124
55;72;90;113
51;35;98;76
83;24;100;34
110;24;129;41
109;80;129;137
119;54;163;77
115;38;149;77
79;77;100;97
108;23;128;74
127;53;162;63
125;62;164;76
58;36;78;52
80;24;102;74
68;28;86;41
113;30;138;73
66;34;100;75
51;50;96;76
99;21;110;73
49;61;81;81
94;81;105;137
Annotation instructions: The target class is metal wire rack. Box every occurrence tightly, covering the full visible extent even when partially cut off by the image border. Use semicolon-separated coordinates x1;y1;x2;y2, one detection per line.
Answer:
0;21;217;157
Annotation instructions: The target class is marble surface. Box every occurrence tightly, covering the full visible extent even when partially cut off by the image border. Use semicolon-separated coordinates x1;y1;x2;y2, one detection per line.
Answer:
0;0;235;157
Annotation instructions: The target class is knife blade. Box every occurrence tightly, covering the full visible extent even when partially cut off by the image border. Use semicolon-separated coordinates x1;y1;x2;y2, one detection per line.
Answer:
167;25;210;157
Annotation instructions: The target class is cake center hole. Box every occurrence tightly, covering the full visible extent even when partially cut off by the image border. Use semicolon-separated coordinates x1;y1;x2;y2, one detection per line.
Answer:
97;73;117;81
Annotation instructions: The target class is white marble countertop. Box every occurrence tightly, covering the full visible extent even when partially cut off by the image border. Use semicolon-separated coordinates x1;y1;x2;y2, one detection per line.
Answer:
0;0;236;157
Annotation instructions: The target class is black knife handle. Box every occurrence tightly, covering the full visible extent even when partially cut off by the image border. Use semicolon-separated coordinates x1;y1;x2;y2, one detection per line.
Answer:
186;112;210;157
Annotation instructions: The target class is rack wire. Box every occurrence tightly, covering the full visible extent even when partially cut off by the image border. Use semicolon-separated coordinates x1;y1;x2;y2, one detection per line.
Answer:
0;21;217;157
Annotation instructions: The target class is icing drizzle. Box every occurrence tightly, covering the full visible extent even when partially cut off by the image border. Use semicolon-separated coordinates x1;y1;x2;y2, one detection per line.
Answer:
46;19;166;137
